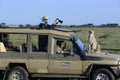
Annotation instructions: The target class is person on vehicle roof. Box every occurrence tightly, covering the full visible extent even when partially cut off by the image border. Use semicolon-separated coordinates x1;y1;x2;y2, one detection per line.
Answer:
39;16;60;29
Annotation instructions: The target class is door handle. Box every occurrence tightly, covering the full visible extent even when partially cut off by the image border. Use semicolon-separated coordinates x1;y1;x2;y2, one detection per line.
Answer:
62;62;70;66
55;57;61;60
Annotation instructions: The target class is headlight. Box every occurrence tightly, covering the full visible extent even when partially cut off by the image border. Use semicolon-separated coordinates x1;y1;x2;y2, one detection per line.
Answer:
118;61;120;69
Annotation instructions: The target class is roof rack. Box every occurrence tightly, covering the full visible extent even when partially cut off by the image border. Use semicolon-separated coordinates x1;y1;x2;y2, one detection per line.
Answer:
0;26;81;32
54;28;81;32
0;26;30;29
0;26;39;29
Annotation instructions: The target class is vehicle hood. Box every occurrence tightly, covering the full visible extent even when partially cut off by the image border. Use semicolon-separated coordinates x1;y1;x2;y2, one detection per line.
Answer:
84;52;120;61
101;52;120;60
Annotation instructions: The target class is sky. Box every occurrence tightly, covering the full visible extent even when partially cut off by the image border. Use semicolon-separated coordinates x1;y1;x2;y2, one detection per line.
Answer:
0;0;120;25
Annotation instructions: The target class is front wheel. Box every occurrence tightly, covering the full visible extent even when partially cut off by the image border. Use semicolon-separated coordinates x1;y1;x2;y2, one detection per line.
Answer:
91;68;115;80
6;66;29;80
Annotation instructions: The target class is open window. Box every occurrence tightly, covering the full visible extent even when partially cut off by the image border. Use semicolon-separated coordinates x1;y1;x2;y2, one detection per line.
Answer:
54;38;80;60
31;35;48;52
0;33;28;53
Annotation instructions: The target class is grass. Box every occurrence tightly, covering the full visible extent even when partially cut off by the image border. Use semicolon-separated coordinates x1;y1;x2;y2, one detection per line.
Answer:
68;28;120;54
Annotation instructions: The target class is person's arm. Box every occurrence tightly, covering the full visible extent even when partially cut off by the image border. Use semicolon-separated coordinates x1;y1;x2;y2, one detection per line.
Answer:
49;19;60;29
53;19;59;25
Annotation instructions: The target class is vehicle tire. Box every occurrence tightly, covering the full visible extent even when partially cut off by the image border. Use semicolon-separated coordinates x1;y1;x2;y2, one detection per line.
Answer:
6;66;29;80
91;68;115;80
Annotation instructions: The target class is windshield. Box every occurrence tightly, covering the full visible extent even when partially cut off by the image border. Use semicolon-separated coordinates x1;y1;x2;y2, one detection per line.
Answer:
70;34;88;54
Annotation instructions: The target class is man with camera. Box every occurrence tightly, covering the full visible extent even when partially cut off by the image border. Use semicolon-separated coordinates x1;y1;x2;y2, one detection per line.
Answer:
39;16;63;29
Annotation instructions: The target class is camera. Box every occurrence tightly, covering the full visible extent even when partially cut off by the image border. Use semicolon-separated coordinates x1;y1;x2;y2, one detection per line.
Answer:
56;18;63;23
53;18;63;26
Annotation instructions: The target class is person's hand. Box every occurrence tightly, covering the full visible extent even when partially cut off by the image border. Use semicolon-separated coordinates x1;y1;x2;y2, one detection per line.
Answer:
54;19;59;25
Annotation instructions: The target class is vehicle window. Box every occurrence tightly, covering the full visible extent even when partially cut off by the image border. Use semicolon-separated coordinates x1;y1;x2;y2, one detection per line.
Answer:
55;39;80;60
31;35;48;52
0;33;27;53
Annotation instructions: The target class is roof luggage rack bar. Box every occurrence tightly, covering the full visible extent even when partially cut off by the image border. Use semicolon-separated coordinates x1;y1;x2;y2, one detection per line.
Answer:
0;26;30;29
54;28;81;32
0;26;81;32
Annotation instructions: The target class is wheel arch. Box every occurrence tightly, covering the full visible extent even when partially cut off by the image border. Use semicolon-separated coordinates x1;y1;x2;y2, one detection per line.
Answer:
3;63;29;80
8;63;28;70
86;64;117;78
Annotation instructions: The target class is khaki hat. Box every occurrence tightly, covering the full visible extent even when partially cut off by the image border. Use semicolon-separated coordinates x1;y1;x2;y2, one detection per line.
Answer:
42;16;49;20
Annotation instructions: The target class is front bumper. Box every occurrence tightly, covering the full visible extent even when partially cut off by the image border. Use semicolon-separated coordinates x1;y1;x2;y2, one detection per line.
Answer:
114;69;120;76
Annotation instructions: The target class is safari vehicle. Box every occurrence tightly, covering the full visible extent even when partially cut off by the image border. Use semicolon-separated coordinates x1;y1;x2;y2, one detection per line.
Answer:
0;28;120;80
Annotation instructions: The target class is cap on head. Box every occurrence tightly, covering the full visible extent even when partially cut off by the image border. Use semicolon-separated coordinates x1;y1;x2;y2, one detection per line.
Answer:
42;16;49;20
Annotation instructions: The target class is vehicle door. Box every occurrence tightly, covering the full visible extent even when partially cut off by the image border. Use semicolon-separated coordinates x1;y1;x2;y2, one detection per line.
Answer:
29;34;49;73
49;37;83;74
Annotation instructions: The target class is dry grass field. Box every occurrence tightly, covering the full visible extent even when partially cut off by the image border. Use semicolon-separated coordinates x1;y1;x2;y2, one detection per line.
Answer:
68;28;120;54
